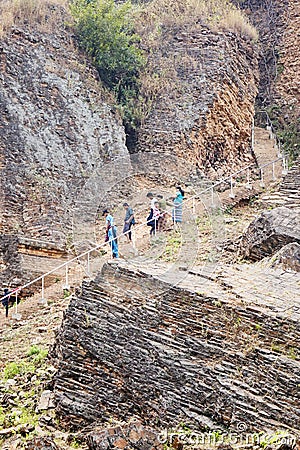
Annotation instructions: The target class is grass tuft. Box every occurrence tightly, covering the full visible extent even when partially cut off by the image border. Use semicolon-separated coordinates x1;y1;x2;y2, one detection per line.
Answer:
135;0;258;42
0;0;69;37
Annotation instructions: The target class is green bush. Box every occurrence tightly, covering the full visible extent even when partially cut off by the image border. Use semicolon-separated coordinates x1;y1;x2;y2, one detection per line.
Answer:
71;0;145;133
0;407;5;426
3;361;36;381
32;348;48;364
27;345;48;363
27;345;41;356
266;106;300;162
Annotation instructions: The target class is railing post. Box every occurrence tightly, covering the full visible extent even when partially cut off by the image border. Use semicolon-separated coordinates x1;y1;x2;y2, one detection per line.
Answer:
132;226;136;248
282;155;288;175
12;291;21;320
278;141;282;158
260;168;265;188
272;162;276;181
246;168;252;189
229;177;235;199
39;276;47;305
87;251;90;275
270;127;273;140
64;264;70;290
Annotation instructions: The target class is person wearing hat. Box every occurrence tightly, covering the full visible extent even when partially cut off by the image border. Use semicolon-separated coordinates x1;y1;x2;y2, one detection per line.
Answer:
102;209;119;258
2;287;11;318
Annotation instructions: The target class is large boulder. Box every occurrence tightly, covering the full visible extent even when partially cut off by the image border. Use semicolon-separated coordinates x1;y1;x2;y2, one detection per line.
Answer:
240;206;300;260
270;242;300;272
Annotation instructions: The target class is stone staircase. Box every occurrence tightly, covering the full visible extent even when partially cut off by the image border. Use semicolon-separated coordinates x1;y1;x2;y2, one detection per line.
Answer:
262;157;300;207
272;156;300;207
253;126;280;167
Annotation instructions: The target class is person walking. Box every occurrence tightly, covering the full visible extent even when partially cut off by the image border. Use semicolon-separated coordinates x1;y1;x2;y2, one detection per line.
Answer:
147;201;161;237
103;209;119;258
2;287;10;318
172;186;184;226
146;192;158;209
123;203;135;242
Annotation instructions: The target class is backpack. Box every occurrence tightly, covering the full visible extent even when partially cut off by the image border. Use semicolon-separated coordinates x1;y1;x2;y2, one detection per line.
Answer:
147;209;154;226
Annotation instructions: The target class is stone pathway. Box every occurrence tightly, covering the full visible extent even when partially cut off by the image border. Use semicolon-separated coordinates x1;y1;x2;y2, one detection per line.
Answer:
254;126;281;168
262;156;300;207
115;257;300;321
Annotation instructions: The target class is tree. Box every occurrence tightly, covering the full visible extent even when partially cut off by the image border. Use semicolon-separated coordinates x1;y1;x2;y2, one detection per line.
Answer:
71;0;145;105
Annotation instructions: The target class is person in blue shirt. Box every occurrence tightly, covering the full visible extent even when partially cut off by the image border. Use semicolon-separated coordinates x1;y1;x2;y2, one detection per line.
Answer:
102;209;119;258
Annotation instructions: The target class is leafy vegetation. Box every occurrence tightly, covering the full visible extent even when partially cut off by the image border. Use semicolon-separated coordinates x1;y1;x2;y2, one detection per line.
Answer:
2;346;48;380
71;0;146;143
27;345;48;363
70;0;258;148
0;346;53;444
3;360;36;380
277;122;300;162
266;105;300;162
160;230;182;262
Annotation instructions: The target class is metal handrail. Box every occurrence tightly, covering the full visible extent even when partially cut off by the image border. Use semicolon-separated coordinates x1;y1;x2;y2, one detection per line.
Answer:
0;153;286;307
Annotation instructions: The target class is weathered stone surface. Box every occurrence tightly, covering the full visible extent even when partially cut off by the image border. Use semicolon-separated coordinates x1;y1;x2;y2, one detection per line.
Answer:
239;0;300;158
86;420;163;450
278;157;300;207
37;390;56;411
134;26;258;177
236;0;287;107
0;9;131;282
0;235;22;284
262;158;300;208
240;206;300;261
25;436;60;449
270;242;300;272
52;262;300;433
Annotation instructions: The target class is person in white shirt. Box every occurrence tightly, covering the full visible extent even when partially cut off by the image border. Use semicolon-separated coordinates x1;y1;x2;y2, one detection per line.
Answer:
146;192;158;209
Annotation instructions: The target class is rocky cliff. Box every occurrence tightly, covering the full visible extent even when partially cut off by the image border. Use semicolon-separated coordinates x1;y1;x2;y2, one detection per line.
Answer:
0;4;131;283
0;1;262;286
0;7;130;242
52;261;300;433
238;0;300;158
133;26;259;178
